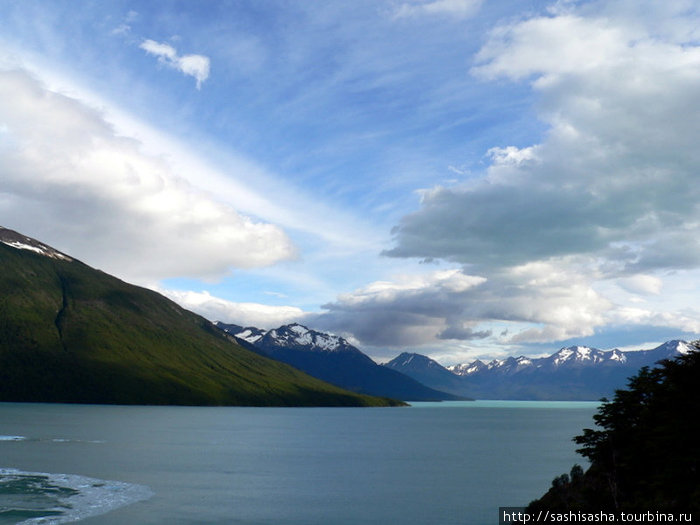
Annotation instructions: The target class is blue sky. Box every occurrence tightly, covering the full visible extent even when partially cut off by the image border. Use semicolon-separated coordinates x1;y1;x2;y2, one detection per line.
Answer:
1;0;699;364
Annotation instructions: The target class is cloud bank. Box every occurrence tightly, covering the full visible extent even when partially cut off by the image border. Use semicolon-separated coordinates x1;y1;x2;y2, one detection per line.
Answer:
0;69;294;282
158;288;306;329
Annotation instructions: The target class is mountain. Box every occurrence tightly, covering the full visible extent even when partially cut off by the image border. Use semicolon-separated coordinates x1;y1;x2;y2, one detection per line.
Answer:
0;227;400;407
383;352;468;396
216;322;464;401
384;341;697;400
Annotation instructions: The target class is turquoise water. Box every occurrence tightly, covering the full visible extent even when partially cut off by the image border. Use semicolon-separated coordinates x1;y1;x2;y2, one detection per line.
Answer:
0;401;599;524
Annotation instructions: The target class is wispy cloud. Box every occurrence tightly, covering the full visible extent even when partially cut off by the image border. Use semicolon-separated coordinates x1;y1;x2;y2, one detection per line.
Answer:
393;0;483;19
111;24;131;36
140;39;210;89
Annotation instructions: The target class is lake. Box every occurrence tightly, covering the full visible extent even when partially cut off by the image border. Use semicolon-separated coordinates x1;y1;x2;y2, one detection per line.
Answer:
0;401;599;524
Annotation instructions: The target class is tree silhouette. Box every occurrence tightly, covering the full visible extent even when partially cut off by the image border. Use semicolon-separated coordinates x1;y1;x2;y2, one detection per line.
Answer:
527;343;700;513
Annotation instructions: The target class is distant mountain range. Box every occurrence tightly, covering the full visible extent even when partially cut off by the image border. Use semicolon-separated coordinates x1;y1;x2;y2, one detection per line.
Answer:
0;227;400;407
217;318;699;401
384;341;699;400
215;322;465;401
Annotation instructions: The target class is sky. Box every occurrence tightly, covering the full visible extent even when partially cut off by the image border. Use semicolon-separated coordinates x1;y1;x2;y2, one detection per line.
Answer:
1;0;699;365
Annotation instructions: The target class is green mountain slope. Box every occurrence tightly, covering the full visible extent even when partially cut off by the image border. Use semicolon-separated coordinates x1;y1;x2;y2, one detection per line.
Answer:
0;231;400;406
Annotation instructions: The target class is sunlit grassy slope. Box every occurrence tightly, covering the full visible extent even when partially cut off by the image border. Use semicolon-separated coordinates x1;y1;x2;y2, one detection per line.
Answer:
0;243;400;406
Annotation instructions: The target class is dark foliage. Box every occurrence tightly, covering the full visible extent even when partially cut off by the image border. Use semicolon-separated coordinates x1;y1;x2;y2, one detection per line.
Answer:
527;345;700;513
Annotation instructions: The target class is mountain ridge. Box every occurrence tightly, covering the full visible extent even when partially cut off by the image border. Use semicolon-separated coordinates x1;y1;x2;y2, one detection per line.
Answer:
446;341;694;377
384;341;698;400
0;226;400;407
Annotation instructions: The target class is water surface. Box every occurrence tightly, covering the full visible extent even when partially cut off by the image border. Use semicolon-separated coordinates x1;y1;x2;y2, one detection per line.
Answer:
0;401;599;524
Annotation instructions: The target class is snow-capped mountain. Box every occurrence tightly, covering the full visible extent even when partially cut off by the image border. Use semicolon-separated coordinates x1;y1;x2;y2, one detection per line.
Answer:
548;346;607;367
445;344;676;377
385;340;699;401
650;339;695;356
215;322;464;402
218;323;360;353
0;227;72;261
262;323;358;353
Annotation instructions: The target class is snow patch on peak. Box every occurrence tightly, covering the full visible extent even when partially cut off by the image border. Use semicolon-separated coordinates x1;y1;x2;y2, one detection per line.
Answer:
675;341;694;355
609;349;627;363
575;347;591;359
553;348;574;365
447;359;488;376
312;332;342;351
289;323;309;336
487;359;506;370
275;324;314;346
236;328;266;344
448;362;480;375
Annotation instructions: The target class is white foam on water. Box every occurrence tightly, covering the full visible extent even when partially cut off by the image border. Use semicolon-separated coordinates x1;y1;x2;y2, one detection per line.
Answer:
0;435;105;444
0;468;153;524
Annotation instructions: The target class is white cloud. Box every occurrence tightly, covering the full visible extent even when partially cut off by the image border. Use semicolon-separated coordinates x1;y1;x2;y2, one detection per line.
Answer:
608;307;700;335
471;15;629;82
140;39;210;89
394;0;483;19
157;288;307;329
335;269;486;305
177;54;210;88
486;145;538;167
0;68;294;282
140;39;177;61
617;274;663;295
111;24;131;36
